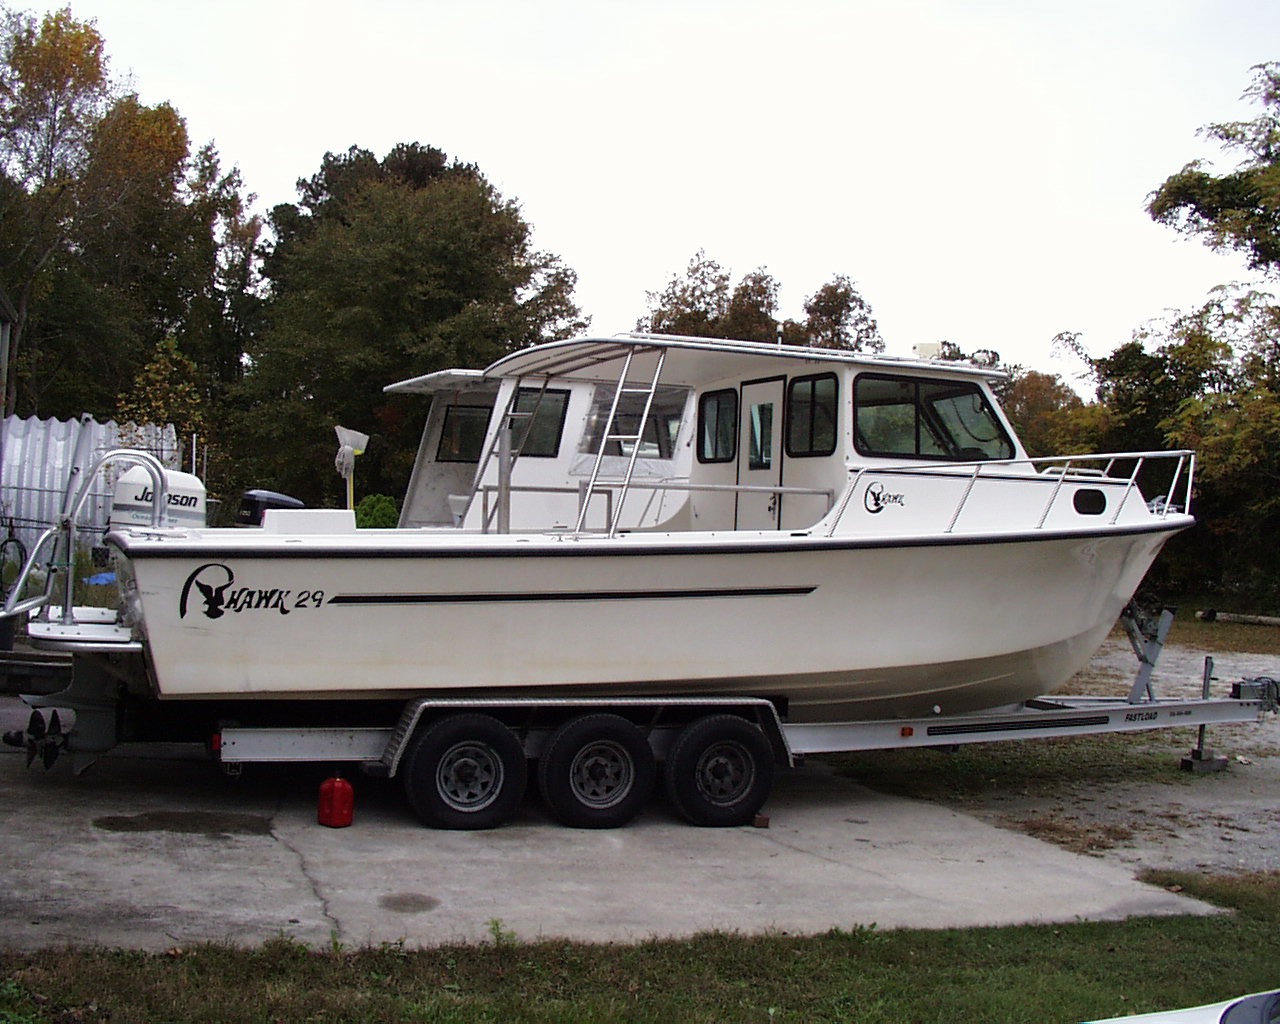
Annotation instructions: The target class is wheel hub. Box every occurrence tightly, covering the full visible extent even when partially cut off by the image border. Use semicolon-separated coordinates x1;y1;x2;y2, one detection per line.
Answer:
438;742;502;811
570;742;632;807
697;742;752;803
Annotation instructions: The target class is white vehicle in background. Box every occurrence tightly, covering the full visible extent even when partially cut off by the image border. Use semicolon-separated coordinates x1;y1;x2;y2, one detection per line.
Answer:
1087;990;1280;1023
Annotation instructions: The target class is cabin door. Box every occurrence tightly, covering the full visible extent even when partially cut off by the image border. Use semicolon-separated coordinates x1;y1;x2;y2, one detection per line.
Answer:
736;378;785;530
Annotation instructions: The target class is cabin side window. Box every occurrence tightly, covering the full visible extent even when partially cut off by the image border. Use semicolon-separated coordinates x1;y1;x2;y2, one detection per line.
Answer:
513;388;571;458
579;384;687;459
786;373;838;457
854;374;1015;460
697;388;738;463
436;405;492;463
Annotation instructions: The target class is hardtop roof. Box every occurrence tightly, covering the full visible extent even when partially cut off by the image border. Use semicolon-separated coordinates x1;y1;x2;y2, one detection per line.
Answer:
383;368;493;395
481;333;1005;387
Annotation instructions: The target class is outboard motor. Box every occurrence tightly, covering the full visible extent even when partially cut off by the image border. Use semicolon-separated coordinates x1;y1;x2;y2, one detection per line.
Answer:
235;488;305;527
110;466;207;529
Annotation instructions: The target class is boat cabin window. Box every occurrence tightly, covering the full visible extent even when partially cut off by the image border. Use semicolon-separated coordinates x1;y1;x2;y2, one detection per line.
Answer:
579;384;687;459
854;374;1015;461
697;388;737;463
436;405;492;463
513;387;571;458
747;401;773;470
786;373;838;457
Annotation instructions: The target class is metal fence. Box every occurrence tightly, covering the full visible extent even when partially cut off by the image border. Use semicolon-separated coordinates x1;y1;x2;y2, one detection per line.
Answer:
0;414;179;554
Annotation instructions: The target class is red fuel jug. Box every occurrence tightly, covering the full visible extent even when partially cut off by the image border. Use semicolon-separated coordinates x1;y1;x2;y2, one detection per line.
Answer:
318;775;354;828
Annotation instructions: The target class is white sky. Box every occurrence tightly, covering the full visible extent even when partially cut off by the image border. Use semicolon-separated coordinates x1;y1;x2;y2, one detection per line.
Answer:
63;0;1279;380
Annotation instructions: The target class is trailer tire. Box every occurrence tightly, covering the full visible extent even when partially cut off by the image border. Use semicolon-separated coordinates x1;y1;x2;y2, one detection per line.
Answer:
538;714;656;829
664;715;774;827
401;713;527;830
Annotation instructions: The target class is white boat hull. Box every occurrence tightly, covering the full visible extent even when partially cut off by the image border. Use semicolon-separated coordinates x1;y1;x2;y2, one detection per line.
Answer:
111;520;1182;722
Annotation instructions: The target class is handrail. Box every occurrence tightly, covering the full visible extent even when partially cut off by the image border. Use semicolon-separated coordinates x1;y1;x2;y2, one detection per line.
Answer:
826;450;1195;538
476;479;836;534
1;449;171;622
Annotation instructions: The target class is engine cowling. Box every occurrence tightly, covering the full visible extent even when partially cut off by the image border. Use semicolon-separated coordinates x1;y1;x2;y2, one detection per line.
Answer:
110;466;207;529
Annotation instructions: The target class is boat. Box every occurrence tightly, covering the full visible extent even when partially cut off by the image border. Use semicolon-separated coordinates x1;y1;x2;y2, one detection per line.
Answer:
11;332;1194;725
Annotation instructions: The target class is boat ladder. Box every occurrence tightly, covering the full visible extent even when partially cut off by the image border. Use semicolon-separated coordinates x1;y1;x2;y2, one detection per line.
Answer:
574;345;666;538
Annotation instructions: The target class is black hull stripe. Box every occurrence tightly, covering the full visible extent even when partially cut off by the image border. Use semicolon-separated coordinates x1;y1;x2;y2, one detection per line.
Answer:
328;585;816;606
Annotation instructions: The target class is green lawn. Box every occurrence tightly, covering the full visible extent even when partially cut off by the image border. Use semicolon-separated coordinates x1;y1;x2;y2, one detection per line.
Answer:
1;870;1275;1024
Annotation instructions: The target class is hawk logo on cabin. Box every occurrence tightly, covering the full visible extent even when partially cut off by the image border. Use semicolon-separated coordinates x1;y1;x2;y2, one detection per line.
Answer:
863;482;906;515
178;563;327;619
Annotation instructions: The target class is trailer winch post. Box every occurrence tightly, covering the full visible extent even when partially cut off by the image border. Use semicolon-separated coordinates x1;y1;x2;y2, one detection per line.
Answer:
1182;656;1229;774
1124;603;1174;704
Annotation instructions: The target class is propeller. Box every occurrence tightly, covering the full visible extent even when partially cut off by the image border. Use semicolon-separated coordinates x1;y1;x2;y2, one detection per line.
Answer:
21;707;75;770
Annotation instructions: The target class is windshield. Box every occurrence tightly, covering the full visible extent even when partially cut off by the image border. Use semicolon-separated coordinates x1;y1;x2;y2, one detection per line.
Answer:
854;374;1015;460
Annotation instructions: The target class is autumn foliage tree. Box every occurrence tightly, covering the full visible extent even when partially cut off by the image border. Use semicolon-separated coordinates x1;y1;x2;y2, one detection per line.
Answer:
115;336;208;442
638;251;883;351
0;4;258;420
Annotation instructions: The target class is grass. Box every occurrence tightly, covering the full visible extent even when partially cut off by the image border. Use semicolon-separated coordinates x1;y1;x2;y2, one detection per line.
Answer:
1166;613;1280;656
0;871;1276;1023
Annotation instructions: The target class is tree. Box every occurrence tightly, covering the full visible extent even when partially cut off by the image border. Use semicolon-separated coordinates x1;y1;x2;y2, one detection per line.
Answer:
1148;62;1280;276
1153;287;1280;596
720;268;780;343
232;144;585;505
639;253;882;350
999;369;1083;457
0;4;111;412
0;6;260;420
116;336;207;442
801;274;883;352
636;250;731;337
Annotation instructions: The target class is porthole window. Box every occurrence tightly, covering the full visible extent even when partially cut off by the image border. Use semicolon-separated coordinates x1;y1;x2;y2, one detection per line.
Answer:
1073;489;1106;516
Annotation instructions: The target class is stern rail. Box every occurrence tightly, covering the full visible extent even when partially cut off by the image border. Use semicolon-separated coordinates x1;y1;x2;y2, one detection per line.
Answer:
1;449;170;624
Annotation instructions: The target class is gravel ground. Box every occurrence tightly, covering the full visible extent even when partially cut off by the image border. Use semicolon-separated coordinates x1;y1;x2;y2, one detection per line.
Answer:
962;633;1280;875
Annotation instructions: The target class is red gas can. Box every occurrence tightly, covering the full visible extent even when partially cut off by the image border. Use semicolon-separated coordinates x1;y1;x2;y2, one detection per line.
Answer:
318;775;354;828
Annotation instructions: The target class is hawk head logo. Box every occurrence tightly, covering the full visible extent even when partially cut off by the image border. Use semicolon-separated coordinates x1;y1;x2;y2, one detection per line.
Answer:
179;563;235;619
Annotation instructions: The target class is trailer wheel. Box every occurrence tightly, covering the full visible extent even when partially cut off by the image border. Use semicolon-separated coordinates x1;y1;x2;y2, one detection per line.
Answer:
401;714;527;830
538;714;656;828
664;715;774;827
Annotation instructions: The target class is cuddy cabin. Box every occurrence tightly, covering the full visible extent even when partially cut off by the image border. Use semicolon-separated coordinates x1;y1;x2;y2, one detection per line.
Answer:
384;333;1174;542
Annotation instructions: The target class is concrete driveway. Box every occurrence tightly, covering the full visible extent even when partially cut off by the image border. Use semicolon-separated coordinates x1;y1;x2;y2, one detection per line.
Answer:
0;697;1213;951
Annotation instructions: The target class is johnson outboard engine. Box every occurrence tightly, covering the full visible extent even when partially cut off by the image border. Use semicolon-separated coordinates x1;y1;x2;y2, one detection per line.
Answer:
110;466;207;529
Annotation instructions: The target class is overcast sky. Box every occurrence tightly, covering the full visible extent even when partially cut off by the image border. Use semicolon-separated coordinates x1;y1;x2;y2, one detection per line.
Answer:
64;0;1278;381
